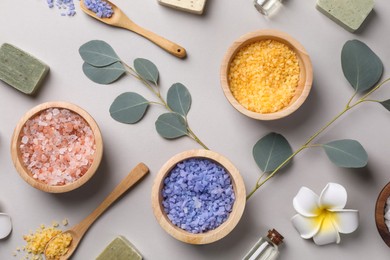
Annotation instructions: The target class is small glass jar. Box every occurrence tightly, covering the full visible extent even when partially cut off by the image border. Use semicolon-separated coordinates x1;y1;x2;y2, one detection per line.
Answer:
242;229;284;260
254;0;282;16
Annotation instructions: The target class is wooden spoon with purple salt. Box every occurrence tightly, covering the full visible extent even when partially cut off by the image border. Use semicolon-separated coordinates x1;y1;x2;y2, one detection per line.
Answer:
44;163;149;260
80;0;186;58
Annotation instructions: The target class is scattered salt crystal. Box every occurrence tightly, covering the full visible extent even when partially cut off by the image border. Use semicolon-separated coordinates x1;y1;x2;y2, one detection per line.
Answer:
19;108;96;186
45;0;79;17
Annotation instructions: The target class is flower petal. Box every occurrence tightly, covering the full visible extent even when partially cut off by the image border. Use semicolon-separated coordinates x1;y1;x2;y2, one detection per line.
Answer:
291;214;323;239
329;209;359;234
319;183;347;210
293;187;320;217
313;215;340;245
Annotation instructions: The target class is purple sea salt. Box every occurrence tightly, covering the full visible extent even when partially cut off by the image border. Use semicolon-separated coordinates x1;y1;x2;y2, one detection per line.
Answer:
45;0;79;17
84;0;114;18
162;158;235;234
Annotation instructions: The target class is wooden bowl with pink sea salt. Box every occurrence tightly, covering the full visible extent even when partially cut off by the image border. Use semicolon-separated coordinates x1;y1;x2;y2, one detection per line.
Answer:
11;102;103;193
220;29;313;120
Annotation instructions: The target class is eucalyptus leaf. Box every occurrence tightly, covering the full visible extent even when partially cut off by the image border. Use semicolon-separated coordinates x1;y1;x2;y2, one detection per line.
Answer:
134;58;159;84
82;62;125;84
167;83;191;117
341;40;383;92
380;100;390;111
322;139;368;168
253;133;293;173
110;92;149;124
155;113;188;139
79;40;121;67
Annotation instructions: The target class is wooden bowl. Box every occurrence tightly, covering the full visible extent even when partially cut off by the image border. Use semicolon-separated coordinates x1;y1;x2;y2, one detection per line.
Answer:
11;101;103;193
220;29;313;120
151;149;246;244
375;181;390;247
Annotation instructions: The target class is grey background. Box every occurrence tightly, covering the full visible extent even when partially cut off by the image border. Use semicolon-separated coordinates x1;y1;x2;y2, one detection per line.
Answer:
1;0;390;259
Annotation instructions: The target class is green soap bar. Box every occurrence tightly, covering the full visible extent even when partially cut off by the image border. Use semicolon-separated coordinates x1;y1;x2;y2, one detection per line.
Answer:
316;0;374;32
96;236;143;260
0;43;49;95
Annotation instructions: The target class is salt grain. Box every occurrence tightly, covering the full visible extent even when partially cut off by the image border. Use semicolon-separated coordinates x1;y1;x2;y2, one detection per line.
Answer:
162;158;235;234
19;108;96;186
84;0;114;18
385;196;390;232
46;0;78;17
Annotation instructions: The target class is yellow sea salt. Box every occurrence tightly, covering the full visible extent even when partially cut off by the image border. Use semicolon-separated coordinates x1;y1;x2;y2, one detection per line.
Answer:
45;232;73;259
23;227;62;255
15;220;70;260
62;218;68;226
228;39;300;113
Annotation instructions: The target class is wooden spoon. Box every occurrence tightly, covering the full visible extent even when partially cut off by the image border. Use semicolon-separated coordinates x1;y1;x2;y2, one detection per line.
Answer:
80;0;186;59
44;163;149;260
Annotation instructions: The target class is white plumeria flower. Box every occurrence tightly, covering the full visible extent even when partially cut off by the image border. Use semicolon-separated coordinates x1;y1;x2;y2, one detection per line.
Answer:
291;183;359;246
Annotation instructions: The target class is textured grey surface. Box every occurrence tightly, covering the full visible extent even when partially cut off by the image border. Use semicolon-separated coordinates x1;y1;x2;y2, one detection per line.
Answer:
0;1;390;259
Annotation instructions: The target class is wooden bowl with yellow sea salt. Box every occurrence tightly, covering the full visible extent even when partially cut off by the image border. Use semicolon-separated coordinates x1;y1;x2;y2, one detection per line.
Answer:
220;30;313;120
11;101;103;193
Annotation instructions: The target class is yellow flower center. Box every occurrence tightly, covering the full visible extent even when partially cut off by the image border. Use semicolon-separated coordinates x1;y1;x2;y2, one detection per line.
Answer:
313;208;339;232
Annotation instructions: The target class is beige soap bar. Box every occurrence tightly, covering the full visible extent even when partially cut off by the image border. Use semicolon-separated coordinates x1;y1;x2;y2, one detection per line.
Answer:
158;0;207;14
316;0;374;32
96;236;142;260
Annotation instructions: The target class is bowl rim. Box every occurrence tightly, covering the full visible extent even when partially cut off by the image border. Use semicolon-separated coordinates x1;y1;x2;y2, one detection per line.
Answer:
151;149;246;244
220;29;313;120
10;101;103;193
375;181;390;247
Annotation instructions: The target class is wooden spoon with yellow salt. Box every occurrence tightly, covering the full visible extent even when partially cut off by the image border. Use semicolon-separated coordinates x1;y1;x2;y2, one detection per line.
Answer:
44;163;149;260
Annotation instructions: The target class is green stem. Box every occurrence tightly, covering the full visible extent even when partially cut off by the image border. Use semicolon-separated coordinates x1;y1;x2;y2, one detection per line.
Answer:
346;91;357;107
305;144;323;148
246;146;307;200
124;63;160;97
124;62;209;150
363;99;381;103
187;127;209;150
247;105;353;200
246;78;390;200
359;77;390;101
149;101;166;106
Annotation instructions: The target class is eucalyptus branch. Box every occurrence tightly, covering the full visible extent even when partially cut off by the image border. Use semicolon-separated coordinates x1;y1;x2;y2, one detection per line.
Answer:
79;40;209;150
124;61;208;149
247;77;390;201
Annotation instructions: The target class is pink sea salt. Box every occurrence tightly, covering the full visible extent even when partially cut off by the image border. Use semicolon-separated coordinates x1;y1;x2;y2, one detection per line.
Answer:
19;108;96;186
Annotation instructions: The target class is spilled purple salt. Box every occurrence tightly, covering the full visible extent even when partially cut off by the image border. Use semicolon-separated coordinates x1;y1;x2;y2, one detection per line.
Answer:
84;0;114;18
46;0;77;17
162;158;235;234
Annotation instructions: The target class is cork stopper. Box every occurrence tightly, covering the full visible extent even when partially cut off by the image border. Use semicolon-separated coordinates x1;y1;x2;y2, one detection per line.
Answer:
267;229;284;246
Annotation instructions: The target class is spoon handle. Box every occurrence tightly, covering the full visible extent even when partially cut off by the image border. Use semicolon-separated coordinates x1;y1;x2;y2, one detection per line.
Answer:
72;163;149;236
124;22;187;58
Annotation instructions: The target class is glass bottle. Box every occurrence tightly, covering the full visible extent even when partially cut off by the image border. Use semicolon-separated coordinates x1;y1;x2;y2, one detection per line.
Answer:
242;229;284;260
253;0;282;16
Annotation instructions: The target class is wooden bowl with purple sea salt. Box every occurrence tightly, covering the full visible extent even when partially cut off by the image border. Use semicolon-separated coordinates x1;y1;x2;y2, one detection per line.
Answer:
11;101;103;193
151;149;246;244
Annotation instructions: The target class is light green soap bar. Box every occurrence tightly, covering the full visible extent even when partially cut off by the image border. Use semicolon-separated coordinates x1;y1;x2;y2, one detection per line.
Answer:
316;0;374;32
0;43;49;95
96;236;143;260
